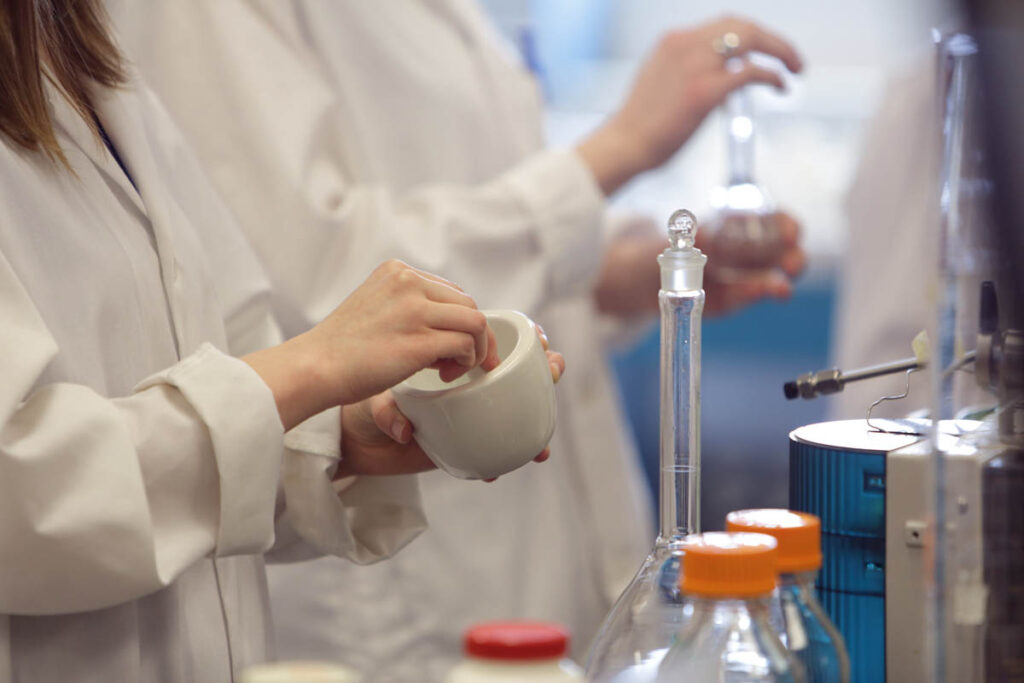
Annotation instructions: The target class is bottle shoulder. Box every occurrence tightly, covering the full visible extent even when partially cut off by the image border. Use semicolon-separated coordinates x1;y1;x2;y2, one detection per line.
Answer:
777;584;852;683
659;600;804;681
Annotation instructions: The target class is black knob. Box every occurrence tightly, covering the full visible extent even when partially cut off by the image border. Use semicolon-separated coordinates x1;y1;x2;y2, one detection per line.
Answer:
783;381;799;400
980;280;999;334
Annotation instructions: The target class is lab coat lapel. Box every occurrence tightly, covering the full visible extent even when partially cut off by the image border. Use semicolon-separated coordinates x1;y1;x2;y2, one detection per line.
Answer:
92;84;202;356
48;85;148;218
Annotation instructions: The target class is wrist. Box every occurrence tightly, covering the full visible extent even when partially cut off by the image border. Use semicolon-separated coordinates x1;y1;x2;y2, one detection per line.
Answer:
576;118;651;196
243;332;332;431
287;329;343;410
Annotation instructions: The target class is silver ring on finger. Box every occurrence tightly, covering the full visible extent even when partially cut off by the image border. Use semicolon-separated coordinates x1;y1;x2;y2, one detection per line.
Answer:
712;31;741;59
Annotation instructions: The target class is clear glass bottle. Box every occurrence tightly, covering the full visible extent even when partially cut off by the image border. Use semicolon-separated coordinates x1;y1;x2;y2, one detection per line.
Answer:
657;532;804;682
445;621;582;683
726;509;851;683
706;79;783;279
584;210;707;683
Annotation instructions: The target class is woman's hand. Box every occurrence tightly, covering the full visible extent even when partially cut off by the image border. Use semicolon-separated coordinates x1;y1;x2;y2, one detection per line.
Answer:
700;212;805;316
577;16;803;196
244;260;499;430
334;393;435;478
593;212;805;317
336;331;566;479
594;234;665;316
304;260;501;400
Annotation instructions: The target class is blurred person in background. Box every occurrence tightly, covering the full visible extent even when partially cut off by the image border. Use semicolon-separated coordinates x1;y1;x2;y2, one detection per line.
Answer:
832;58;989;420
111;1;806;679
0;0;565;680
832;67;938;419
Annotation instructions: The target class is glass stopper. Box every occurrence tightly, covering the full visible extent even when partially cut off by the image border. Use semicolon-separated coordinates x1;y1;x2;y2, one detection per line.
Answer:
667;209;698;250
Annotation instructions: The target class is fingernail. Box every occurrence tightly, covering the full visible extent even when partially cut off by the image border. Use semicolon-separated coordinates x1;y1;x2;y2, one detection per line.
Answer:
391;418;407;442
550;362;561;383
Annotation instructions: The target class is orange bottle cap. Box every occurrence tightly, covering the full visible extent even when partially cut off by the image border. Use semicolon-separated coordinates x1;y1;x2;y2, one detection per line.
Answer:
726;509;822;574
680;532;778;598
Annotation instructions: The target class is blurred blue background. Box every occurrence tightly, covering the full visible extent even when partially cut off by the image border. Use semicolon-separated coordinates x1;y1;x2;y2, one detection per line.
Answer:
480;0;951;529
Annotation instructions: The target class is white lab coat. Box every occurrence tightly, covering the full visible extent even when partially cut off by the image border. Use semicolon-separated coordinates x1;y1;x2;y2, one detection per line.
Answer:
0;74;424;682
111;0;653;679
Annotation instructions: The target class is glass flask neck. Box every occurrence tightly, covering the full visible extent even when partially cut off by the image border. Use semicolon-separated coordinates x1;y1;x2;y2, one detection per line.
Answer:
657;289;704;542
725;87;757;186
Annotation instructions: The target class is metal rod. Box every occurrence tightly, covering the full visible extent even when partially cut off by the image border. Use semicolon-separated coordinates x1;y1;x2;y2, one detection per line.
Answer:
841;357;922;384
784;350;980;401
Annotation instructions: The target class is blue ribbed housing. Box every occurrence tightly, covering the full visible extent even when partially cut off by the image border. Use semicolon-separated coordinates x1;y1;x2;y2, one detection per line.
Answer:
818;534;886;596
818;588;885;683
790;424;888;683
789;440;885;537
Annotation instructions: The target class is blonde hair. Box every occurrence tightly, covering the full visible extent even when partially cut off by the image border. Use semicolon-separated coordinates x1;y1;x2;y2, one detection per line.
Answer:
0;0;125;166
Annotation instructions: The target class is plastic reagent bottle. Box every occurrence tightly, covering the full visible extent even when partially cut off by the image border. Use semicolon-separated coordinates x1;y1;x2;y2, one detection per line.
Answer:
584;209;707;682
725;510;851;683
657;532;805;682
445;621;583;682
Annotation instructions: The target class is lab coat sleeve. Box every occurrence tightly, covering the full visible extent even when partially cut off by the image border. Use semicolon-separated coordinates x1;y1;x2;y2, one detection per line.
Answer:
110;0;607;328
598;211;660;351
273;409;427;565
219;279;426;567
0;252;420;616
0;249;284;615
294;148;606;325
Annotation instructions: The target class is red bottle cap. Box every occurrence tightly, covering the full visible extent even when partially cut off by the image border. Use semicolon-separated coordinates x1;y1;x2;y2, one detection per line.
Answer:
464;621;570;661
